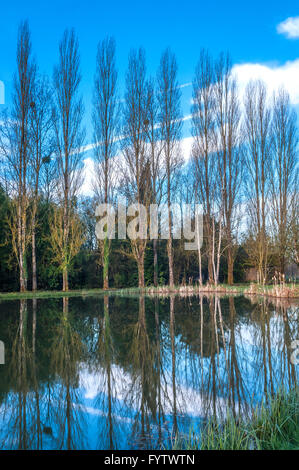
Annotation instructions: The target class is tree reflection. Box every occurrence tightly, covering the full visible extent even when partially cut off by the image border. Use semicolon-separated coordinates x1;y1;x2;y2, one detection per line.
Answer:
0;294;297;450
92;295;119;449
50;297;85;449
125;296;158;448
1;300;43;449
169;296;177;436
153;296;163;447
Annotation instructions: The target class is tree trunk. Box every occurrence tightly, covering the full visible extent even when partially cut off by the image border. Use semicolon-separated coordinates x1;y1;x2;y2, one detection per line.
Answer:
153;238;158;287
63;188;69;292
22;211;27;291
198;246;202;286
227;246;234;285
208;254;214;284
207;218;215;284
18;204;26;292
197;217;202;286
32;209;37;291
103;236;109;290
167;236;174;287
63;269;68;292
137;253;145;288
227;247;234;285
18;198;28;292
167;201;174;287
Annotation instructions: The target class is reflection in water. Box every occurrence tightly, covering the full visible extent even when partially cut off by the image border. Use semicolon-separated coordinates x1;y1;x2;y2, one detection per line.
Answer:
0;294;298;449
1;300;42;449
170;296;177;437
50;297;85;449
127;295;156;448
93;295;117;450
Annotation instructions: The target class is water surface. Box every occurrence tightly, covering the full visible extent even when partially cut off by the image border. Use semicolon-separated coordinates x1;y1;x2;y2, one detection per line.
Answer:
0;294;298;450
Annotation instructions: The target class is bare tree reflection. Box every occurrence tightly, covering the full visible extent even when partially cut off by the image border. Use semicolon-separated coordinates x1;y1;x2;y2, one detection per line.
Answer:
1;300;43;449
92;295;120;449
169;296;177;436
124;296;158;448
0;294;298;450
50;297;86;449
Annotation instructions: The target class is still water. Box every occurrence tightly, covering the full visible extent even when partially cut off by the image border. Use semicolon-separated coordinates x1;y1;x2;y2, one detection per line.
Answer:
0;294;298;450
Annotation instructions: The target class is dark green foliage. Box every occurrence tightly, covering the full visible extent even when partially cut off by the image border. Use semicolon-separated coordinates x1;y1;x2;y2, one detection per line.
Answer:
0;186;18;291
0;188;294;293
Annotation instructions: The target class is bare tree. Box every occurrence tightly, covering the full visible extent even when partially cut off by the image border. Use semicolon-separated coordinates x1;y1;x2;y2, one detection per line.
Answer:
269;88;298;274
144;78;166;286
214;53;243;284
290;193;299;266
120;48;150;287
191;49;217;283
157;48;182;287
243;80;271;284
93;36;119;289
0;21;36;291
40;152;58;204
52;29;85;291
29;75;53;290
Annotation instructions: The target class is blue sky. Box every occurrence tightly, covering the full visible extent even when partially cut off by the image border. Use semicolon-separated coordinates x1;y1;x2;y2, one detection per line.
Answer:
1;0;299;146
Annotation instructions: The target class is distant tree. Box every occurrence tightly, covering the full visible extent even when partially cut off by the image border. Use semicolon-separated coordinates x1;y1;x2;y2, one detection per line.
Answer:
269;88;298;274
157;48;182;287
29;75;53;290
144;78;166;286
93;37;119;289
214;53;243;284
243;80;271;283
191;49;217;284
0;20;36;291
290;193;299;266
51;29;85;291
120;48;150;287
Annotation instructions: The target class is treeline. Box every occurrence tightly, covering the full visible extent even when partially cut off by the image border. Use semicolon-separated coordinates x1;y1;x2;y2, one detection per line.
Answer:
0;21;298;292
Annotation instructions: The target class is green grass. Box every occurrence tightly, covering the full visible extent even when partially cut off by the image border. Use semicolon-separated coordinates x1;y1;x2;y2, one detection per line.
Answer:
0;286;161;301
171;388;299;450
0;282;298;301
0;287;128;300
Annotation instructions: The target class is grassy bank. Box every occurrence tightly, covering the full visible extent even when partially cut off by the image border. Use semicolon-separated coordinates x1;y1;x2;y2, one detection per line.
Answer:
145;283;299;299
171;388;299;450
244;282;299;299
0;282;298;300
0;288;122;300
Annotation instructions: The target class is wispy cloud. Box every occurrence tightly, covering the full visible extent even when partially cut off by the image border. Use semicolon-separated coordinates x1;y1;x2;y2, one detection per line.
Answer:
178;82;192;89
277;16;299;39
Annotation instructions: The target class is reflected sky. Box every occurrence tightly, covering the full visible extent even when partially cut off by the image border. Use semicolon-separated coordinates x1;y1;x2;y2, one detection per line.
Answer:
0;294;298;450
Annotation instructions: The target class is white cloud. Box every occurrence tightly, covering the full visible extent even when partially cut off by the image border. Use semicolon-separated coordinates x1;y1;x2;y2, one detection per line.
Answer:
232;59;299;105
180;135;193;160
80;157;95;196
277;16;299;39
80;58;299;195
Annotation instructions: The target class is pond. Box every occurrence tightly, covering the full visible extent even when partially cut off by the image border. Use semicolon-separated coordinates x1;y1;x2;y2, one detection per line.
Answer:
0;294;298;450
